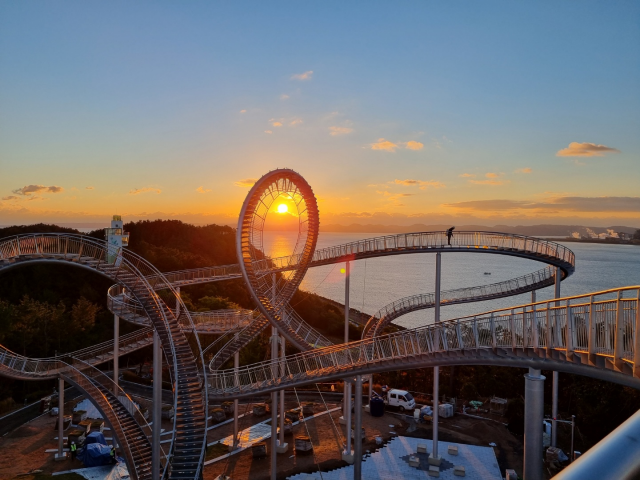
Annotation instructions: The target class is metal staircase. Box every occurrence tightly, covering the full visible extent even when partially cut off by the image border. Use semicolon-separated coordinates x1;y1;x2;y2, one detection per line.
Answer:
0;234;208;480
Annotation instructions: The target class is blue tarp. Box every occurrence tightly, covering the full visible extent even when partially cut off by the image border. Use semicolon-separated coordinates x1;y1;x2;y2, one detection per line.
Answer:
84;431;107;446
78;443;114;467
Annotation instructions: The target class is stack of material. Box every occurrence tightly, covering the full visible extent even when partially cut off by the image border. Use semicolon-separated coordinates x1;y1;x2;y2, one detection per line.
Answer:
252;442;267;458
78;420;92;434
253;404;267;416
89;420;104;433
301;402;315;416
67;429;86;447
210;408;226;423
72;410;87;423
438;404;454;418
295;435;313;453
222;401;234;414
285;409;300;422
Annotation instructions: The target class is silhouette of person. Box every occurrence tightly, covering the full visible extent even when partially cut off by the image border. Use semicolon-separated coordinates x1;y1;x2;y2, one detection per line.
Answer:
446;227;455;245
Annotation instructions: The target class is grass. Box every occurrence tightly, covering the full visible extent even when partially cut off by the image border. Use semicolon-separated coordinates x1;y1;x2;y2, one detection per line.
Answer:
205;442;230;460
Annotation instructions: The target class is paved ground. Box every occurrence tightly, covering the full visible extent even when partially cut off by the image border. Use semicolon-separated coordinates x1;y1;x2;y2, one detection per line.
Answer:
288;436;502;480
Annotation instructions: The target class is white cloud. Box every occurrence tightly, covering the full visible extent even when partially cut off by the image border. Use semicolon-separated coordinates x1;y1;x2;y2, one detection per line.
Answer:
291;70;313;81
13;185;64;196
129;187;161;195
280;94;290;100
234;178;257;188
329;126;353;136
370;139;398;152
556;142;620;157
404;141;424;151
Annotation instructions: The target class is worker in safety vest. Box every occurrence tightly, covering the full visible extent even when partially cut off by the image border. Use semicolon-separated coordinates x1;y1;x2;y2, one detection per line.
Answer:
70;441;77;461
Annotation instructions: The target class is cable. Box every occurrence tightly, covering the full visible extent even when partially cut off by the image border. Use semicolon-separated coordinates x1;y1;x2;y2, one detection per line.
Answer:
315;383;344;452
292;386;324;480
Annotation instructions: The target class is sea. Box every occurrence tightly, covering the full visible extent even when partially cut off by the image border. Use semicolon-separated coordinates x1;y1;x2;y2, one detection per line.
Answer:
263;231;640;329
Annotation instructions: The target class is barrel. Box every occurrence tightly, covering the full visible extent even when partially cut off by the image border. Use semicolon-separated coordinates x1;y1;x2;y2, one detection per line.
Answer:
370;397;385;417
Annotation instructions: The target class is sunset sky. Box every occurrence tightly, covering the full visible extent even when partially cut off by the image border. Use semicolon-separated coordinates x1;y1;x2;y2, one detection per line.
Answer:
1;2;639;228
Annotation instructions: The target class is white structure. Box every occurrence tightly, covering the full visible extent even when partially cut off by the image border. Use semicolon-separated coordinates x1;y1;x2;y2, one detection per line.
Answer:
105;215;129;264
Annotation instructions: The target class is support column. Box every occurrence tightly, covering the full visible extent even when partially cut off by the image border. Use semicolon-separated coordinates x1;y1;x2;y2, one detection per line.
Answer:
55;377;66;461
524;368;546;480
270;326;278;480
113;314;119;394
342;381;353;463
431;252;442;465
233;333;239;450
152;331;162;480
175;286;181;318
341;261;351;425
354;375;363;480
552;268;561;447
277;333;288;453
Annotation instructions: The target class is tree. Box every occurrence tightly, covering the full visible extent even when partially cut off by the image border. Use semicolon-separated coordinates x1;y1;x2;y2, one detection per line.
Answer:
634;229;640;241
70;297;100;333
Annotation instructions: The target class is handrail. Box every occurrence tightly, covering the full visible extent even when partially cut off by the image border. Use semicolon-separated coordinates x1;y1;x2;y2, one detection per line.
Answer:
363;265;557;338
208;286;640;397
0;233;208;480
61;357;162;480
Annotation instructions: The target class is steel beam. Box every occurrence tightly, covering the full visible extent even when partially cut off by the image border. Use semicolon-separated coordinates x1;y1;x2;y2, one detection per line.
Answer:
152;331;162;480
432;251;441;460
354;375;363;480
233;332;239;450
113;314;119;395
552;267;561;448
56;377;66;460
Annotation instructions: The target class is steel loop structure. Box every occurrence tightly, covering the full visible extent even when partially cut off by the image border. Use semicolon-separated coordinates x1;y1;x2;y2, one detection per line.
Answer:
4;168;640;478
0;234;208;480
236;169;322;352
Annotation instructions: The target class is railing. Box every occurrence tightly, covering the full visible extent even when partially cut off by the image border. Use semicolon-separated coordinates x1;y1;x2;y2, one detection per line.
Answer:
0;233;209;480
208;287;640;395
363;265;558;337
62;358;161;480
148;264;241;289
150;230;575;289
107;285;253;332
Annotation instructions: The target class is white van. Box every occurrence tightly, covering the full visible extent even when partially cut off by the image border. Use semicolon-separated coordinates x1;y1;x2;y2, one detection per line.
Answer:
384;389;416;412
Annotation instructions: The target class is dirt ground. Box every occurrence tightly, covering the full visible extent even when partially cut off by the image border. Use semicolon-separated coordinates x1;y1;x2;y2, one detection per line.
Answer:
0;394;173;480
205;403;526;480
0;397;530;480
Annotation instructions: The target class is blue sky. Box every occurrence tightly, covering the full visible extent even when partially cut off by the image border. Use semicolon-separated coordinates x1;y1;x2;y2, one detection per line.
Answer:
1;1;638;226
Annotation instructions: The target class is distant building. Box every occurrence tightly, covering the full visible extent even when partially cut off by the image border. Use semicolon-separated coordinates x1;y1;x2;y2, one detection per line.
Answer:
105;215;129;264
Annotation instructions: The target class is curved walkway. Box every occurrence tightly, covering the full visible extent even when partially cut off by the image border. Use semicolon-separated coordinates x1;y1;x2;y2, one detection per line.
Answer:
207;286;640;400
0;233;207;480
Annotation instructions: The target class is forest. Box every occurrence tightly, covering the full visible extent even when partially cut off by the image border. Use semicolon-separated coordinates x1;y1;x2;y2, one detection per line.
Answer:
0;220;638;453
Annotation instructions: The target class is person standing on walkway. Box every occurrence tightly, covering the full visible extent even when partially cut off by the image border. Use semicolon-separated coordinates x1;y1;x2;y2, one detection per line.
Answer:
110;445;116;464
70;441;77;461
446;227;455;245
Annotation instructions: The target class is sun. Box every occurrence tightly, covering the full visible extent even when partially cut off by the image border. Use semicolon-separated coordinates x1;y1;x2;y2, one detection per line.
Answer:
277;203;288;214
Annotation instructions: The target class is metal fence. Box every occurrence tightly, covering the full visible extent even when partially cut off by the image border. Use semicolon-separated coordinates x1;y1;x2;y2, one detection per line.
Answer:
208;287;640;395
